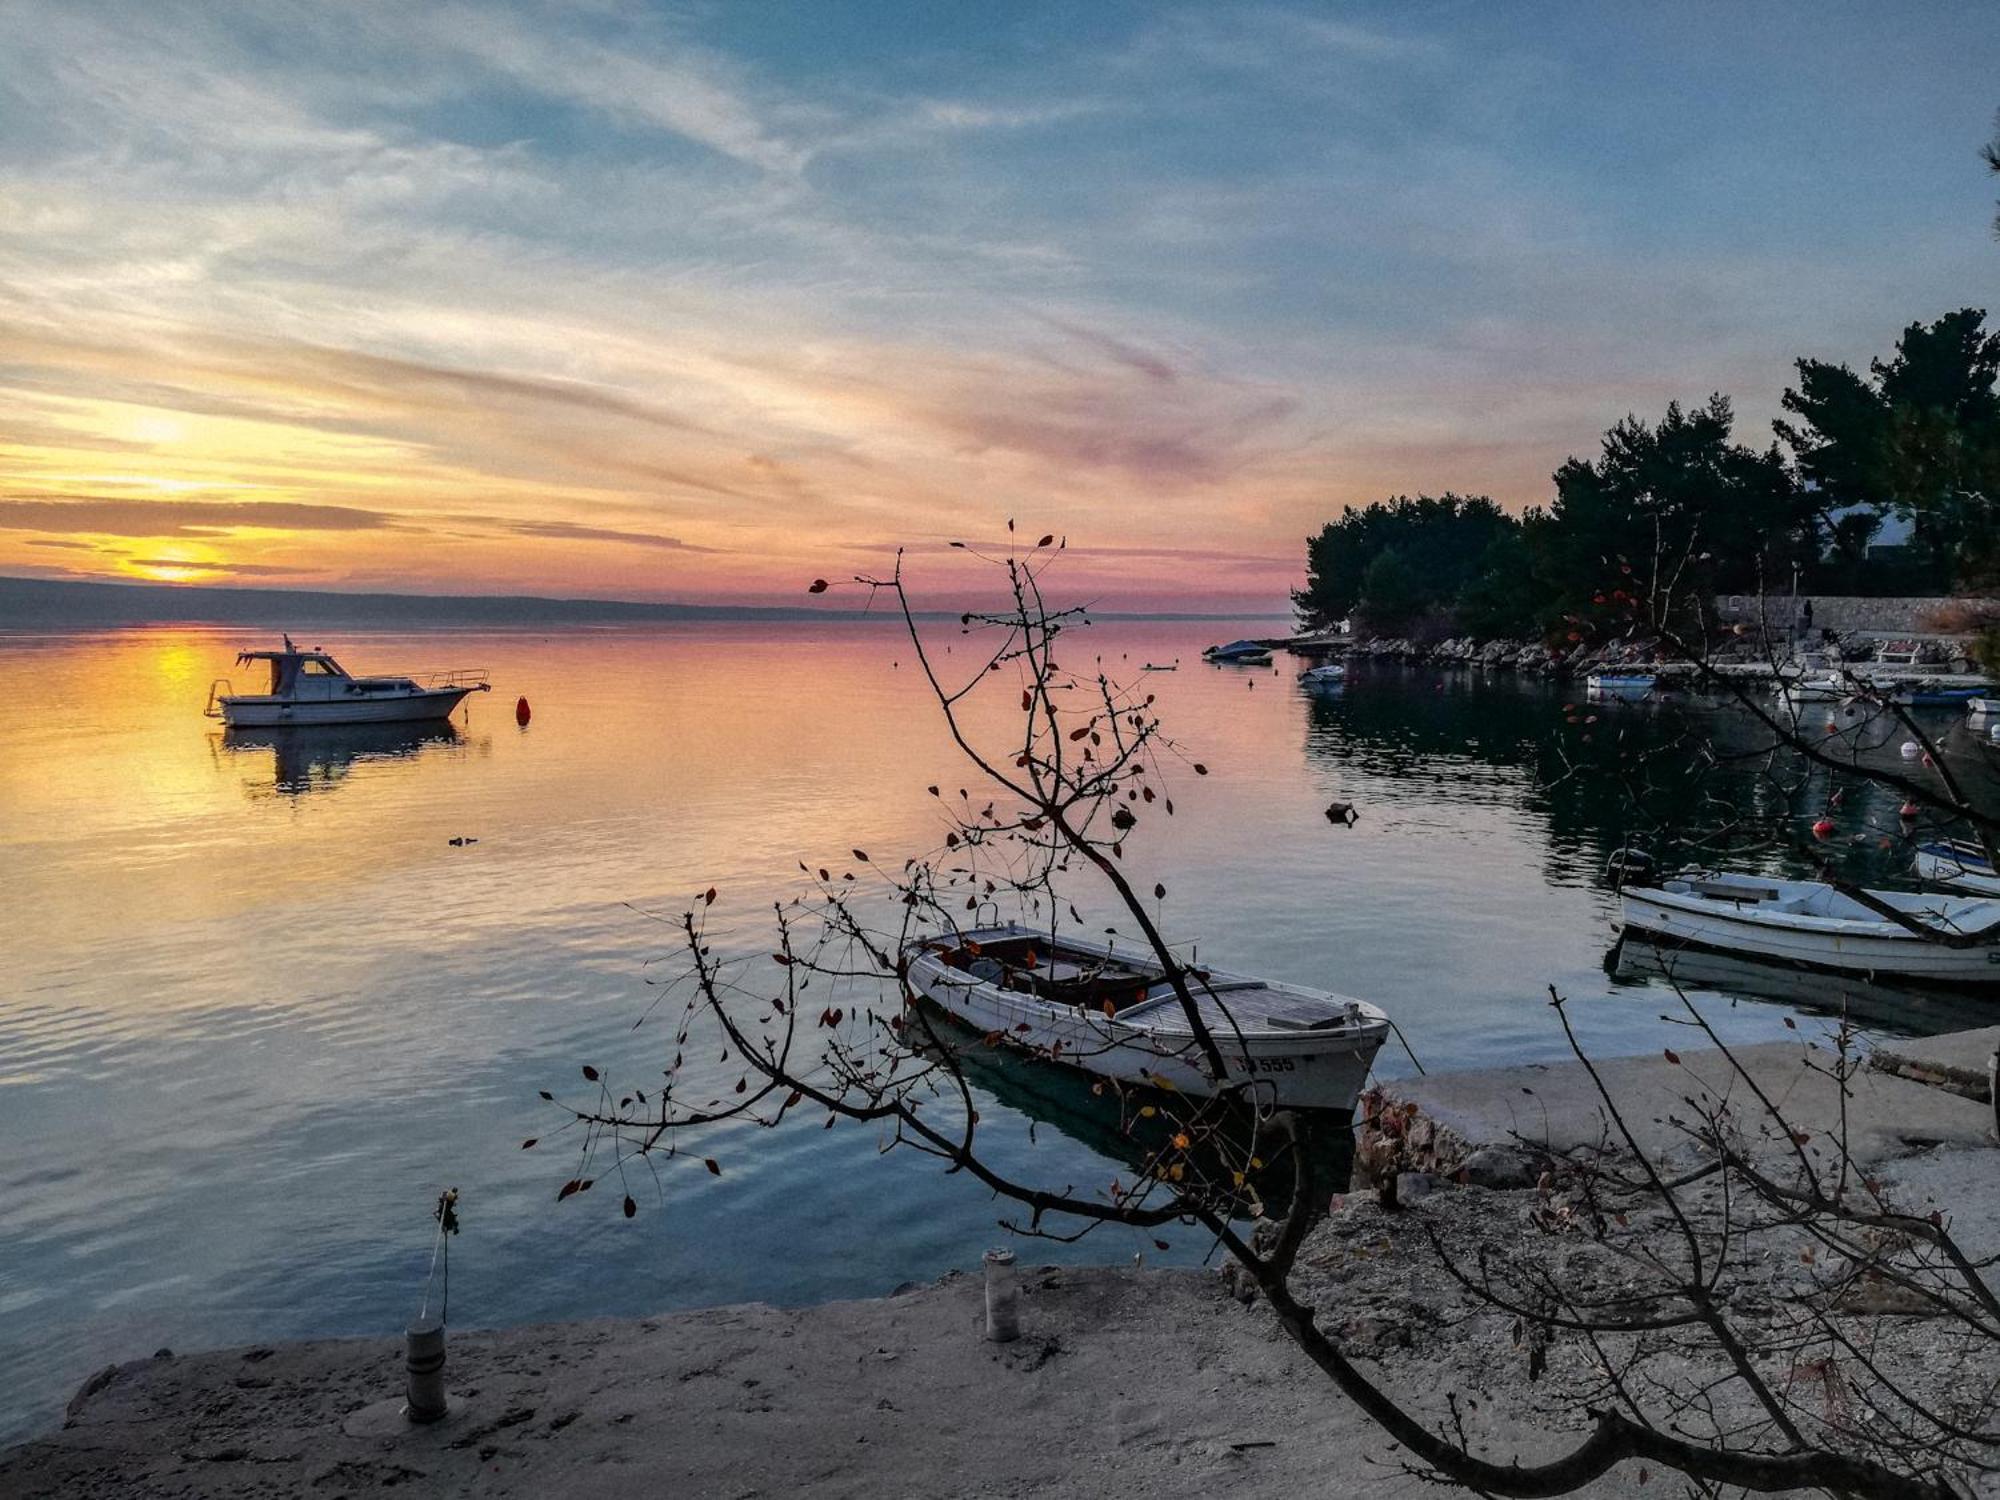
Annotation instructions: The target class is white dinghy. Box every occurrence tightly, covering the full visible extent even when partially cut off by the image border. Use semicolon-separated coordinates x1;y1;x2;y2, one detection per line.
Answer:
206;638;490;728
1618;871;2000;984
1912;841;2000;898
1301;663;1346;688
904;924;1389;1111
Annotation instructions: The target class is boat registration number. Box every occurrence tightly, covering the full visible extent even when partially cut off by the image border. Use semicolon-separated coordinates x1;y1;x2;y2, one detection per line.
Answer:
1236;1056;1297;1073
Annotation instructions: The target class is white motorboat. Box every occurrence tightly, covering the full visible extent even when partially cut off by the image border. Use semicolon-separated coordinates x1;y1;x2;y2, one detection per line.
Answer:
1777;672;1848;707
1618;870;2000;984
205;638;490;727
1301;663;1346;687
903;924;1389;1111
1967;697;2000;717
1912;841;2000;897
1204;639;1273;665
1586;671;1657;701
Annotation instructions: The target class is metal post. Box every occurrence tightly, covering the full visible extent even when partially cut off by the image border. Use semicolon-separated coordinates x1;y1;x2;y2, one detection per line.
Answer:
983;1249;1019;1343
405;1316;447;1423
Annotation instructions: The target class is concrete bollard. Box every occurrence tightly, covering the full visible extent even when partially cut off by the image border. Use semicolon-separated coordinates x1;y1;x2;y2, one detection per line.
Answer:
983;1249;1019;1343
405;1316;448;1424
1989;1048;1998;1143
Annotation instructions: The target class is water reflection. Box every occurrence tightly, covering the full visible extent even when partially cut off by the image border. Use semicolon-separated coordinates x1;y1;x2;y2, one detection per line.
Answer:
1608;935;1996;1035
216;722;469;798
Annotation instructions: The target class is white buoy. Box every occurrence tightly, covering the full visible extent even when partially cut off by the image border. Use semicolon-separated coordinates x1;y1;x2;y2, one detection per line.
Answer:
1900;741;1921;759
405;1317;448;1423
983;1249;1019;1343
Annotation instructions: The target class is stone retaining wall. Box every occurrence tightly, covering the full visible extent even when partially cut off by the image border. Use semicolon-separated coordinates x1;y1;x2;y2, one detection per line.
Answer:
1713;595;1999;636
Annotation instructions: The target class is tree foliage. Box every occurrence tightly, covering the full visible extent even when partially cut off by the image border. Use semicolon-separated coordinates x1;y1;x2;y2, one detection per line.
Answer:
1298;309;2000;636
1779;308;2000;589
1293;494;1520;630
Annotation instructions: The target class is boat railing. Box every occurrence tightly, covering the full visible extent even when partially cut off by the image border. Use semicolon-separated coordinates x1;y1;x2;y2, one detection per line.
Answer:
409;668;491;691
203;677;234;718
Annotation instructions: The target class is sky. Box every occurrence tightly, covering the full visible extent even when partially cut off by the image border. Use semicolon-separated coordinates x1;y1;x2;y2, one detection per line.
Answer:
0;2;1995;613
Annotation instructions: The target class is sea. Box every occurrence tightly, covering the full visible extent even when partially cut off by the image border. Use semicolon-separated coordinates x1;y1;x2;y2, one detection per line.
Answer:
0;617;1987;1441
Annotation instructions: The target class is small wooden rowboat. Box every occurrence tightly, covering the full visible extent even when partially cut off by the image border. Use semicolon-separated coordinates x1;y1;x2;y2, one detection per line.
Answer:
1618;871;2000;985
903;924;1388;1110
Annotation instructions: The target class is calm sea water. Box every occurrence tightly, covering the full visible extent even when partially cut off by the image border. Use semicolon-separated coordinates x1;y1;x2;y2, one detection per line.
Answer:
0;620;1988;1441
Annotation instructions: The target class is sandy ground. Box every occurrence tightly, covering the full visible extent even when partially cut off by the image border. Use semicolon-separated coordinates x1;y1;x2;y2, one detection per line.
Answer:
7;1034;1996;1498
3;1263;1581;1500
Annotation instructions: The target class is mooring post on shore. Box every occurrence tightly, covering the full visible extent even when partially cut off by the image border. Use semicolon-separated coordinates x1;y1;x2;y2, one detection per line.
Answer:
405;1316;448;1423
983;1248;1019;1343
1989;1046;1998;1143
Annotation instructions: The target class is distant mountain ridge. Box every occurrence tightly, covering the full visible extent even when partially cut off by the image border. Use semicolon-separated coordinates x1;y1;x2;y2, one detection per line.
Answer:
0;575;1282;627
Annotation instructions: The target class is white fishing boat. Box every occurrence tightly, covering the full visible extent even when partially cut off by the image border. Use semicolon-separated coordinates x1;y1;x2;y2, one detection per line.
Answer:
1618;871;2000;984
1586;671;1657;701
1912;840;2000;897
903;924;1389;1110
1967;697;2000;717
1301;663;1346;687
205;638;490;727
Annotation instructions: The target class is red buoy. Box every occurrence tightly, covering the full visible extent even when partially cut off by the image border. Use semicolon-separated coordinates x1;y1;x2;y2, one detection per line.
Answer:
1811;817;1836;840
1900;801;1919;819
515;696;531;726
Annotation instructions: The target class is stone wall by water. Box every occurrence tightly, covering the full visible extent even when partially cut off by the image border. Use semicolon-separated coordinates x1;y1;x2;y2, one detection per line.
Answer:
1712;595;1999;636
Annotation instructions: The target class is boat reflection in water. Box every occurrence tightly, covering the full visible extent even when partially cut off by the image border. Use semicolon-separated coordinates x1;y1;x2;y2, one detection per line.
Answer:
914;1005;1354;1218
217;721;467;798
1607;935;1994;1037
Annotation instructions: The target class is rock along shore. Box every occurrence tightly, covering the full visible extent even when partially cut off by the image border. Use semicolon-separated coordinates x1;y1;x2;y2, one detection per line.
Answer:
6;1031;1995;1499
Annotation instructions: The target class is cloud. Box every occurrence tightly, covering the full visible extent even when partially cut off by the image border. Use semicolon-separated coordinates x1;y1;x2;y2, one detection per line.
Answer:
0;499;402;536
123;557;306;576
501;520;719;553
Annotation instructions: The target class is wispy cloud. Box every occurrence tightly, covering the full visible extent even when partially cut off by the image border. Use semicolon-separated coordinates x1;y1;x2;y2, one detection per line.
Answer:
0;1;1991;607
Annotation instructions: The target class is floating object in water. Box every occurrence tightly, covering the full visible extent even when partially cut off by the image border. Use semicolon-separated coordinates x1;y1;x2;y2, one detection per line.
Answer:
205;639;489;727
1811;817;1836;839
1899;802;1919;820
1325;800;1358;826
447;836;479;847
1900;741;1921;759
1618;870;2000;983
903;923;1389;1110
515;696;532;726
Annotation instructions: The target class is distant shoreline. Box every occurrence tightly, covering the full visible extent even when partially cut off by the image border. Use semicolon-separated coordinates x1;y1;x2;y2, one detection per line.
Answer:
0;576;1288;630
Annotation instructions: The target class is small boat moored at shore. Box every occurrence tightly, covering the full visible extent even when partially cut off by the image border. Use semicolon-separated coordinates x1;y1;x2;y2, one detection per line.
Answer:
903;923;1389;1110
1967;697;2000;717
1204;639;1272;665
1586;671;1658;701
1301;663;1346;688
206;638;491;727
1618;870;2000;984
1913;840;2000;897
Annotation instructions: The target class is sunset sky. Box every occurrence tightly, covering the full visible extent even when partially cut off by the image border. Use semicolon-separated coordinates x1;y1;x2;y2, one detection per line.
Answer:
1;2;1995;612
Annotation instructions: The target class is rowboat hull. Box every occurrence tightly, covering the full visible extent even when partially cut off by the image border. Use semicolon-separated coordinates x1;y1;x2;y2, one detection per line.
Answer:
218;687;479;727
1913;845;2000;897
904;930;1387;1112
1619;878;2000;984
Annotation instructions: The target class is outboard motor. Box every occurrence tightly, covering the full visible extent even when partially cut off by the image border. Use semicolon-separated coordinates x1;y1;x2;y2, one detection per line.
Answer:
1605;845;1655;890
